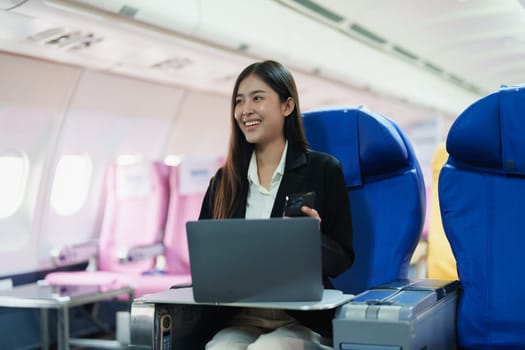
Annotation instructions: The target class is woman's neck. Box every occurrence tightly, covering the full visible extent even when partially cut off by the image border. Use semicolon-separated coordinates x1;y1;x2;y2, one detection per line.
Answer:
255;138;286;169
254;138;286;190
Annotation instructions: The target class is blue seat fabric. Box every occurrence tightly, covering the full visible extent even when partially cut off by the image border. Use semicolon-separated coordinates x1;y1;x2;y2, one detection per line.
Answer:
439;85;525;350
302;106;426;295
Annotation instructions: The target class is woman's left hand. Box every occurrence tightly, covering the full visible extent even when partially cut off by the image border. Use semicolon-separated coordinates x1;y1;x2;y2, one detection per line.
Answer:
300;206;321;223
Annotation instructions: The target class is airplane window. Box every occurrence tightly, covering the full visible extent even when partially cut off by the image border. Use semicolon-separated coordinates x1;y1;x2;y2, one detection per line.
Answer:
0;151;29;219
164;154;184;166
50;154;92;216
117;154;143;166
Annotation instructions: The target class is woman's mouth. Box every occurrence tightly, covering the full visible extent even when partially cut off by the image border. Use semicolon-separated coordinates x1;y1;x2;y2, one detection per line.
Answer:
244;120;261;130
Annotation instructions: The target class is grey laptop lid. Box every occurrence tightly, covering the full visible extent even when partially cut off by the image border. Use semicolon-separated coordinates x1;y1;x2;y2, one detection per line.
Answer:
186;217;323;303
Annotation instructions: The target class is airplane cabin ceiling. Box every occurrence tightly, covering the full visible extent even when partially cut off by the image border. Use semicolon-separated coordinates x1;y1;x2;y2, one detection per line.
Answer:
282;0;525;93
1;0;524;121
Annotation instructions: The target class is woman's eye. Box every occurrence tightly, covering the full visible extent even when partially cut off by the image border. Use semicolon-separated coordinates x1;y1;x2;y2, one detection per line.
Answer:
253;96;262;101
235;99;243;105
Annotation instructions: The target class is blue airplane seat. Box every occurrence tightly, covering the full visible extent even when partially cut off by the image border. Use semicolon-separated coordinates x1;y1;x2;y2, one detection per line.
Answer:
439;85;525;350
302;106;426;295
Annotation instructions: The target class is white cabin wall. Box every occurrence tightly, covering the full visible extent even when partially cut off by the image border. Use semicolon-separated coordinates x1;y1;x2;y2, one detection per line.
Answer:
36;69;186;266
0;51;191;276
0;52;81;275
164;90;230;157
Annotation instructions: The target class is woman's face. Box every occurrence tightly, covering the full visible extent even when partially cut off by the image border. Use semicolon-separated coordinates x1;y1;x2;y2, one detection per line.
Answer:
234;74;293;148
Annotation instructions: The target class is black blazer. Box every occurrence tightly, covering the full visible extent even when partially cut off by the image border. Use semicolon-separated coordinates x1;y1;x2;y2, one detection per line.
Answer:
198;144;354;336
199;144;354;279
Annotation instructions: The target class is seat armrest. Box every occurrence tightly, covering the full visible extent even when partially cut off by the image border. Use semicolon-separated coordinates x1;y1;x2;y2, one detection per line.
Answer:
50;240;99;266
118;243;164;264
333;279;459;349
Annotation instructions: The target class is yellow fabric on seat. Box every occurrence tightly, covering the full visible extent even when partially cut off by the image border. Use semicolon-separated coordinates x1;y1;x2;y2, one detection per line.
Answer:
426;142;458;280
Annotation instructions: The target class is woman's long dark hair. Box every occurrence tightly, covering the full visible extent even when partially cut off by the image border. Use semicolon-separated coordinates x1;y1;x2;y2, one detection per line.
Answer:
213;60;308;219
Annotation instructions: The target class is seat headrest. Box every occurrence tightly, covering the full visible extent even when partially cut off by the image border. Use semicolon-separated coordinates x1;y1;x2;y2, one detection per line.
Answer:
115;162;153;198
447;85;525;174
302;106;410;187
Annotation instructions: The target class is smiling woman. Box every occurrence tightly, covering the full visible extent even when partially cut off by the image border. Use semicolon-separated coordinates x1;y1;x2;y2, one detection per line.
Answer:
198;60;354;350
2;0;525;348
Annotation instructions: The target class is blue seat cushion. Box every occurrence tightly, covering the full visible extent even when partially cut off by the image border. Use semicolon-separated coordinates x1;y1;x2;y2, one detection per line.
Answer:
441;85;525;349
447;85;525;174
303;106;425;294
303;106;410;187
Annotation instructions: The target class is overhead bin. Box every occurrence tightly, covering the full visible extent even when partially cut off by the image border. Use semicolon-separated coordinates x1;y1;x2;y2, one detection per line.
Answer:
2;0;481;116
63;0;200;36
0;0;26;10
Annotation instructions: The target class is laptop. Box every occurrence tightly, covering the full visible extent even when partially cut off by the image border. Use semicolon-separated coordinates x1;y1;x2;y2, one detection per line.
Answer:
186;217;323;303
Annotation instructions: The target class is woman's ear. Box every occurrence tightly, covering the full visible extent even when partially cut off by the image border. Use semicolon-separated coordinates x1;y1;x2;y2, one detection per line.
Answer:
283;97;295;117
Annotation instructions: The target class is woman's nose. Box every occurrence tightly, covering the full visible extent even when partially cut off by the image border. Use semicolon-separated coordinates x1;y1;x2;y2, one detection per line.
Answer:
241;108;253;118
236;107;250;120
242;101;254;116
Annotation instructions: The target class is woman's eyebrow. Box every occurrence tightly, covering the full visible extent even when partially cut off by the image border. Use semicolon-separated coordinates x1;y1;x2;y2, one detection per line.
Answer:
237;89;267;97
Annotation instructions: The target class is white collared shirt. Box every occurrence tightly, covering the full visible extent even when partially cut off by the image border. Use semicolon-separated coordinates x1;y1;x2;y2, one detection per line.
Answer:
245;141;288;219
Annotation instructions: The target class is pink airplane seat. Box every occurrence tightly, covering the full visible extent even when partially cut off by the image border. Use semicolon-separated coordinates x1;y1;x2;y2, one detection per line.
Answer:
124;155;222;296
45;161;172;297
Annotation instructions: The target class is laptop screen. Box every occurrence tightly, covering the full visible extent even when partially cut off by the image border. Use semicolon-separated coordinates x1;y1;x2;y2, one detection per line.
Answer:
186;217;323;303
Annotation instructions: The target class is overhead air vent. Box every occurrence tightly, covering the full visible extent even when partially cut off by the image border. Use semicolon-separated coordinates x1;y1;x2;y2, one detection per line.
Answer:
214;74;236;83
467;84;483;94
117;4;138;18
349;23;387;45
392;45;419;62
0;0;27;10
238;43;249;52
152;57;193;71
423;62;444;75
448;74;465;86
292;0;344;23
28;28;103;51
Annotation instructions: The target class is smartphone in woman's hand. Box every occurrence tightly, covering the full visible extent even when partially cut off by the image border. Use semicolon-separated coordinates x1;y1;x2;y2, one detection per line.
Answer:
283;192;316;217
